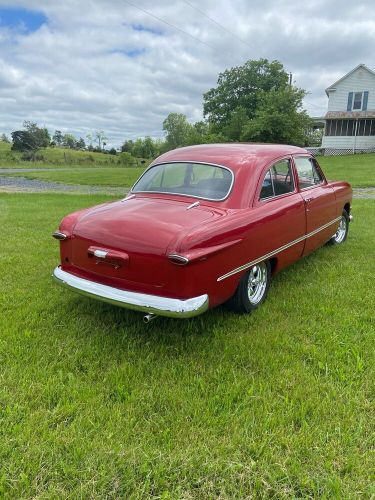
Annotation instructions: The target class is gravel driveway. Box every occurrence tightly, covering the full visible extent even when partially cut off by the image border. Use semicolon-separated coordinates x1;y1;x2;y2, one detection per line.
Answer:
0;175;127;196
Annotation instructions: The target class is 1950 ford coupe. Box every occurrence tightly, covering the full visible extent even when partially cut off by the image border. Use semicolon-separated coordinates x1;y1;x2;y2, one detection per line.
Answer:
52;144;352;320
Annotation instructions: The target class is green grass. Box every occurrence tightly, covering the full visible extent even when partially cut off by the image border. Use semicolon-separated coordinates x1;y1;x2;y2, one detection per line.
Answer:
4;167;145;187
0;193;374;497
318;153;375;187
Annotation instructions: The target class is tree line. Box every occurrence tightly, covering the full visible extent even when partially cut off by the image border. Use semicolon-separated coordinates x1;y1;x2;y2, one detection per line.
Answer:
121;59;314;158
1;58;315;162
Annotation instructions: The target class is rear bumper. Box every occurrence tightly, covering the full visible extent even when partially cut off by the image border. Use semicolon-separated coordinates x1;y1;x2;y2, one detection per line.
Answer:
53;266;209;318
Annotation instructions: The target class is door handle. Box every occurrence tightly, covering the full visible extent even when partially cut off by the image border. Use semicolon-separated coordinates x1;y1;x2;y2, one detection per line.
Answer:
304;197;314;204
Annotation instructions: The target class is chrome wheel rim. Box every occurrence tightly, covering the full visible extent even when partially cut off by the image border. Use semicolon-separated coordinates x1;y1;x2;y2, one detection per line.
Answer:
247;262;267;305
334;216;347;243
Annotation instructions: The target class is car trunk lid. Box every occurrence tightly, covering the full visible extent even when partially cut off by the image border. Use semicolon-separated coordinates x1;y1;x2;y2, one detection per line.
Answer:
69;196;220;289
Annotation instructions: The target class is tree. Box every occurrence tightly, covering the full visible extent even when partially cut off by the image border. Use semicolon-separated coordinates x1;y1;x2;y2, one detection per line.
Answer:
76;137;86;149
11;121;50;160
163;113;192;149
121;140;134;154
62;133;76;149
241;87;312;145
94;130;108;150
86;132;93;148
222;106;249;141
53;130;63;146
203;59;289;130
1;133;10;143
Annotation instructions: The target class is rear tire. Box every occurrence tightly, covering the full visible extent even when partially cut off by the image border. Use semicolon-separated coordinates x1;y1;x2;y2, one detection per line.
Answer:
226;260;271;314
327;210;349;245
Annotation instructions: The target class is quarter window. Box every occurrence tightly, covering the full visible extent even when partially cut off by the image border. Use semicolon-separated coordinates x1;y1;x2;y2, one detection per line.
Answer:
259;159;294;200
294;157;323;189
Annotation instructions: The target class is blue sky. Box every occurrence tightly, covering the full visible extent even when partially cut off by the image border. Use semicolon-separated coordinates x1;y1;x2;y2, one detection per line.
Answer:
0;0;374;146
0;6;46;32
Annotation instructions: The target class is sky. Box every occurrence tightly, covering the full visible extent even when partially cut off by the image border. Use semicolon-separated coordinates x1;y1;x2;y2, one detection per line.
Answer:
0;0;375;147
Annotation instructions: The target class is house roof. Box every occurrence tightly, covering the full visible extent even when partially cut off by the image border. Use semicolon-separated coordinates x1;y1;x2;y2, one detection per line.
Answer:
325;64;375;96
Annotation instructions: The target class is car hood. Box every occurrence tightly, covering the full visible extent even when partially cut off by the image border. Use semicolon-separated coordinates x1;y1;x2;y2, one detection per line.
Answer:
72;196;223;254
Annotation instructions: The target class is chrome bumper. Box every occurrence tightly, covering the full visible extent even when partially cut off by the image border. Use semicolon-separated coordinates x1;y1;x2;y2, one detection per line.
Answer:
52;266;209;318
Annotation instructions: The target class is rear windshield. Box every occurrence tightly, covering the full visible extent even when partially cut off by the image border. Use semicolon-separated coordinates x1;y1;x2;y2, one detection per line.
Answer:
132;162;233;201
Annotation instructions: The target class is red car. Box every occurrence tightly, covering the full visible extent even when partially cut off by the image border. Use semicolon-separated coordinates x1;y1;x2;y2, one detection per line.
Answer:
53;144;352;321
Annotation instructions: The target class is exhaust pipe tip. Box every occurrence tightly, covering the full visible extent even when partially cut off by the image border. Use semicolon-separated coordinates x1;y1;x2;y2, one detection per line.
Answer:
143;313;157;323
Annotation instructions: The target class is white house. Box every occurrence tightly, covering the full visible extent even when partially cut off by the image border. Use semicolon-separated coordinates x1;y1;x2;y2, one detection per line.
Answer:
321;64;375;151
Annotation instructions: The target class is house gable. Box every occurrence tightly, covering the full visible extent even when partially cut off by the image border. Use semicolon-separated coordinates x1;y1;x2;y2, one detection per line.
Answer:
325;64;375;113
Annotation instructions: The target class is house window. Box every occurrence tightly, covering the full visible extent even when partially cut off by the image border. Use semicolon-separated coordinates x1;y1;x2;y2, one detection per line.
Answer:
347;91;369;111
353;92;363;110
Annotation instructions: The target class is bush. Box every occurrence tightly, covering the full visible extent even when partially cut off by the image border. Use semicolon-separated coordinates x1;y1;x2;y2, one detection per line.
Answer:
21;152;45;162
118;152;137;167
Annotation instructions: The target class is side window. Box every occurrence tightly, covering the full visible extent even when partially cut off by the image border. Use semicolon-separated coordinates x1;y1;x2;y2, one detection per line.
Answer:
271;159;294;196
259;170;273;199
259;159;294;200
311;159;324;184
294;157;323;189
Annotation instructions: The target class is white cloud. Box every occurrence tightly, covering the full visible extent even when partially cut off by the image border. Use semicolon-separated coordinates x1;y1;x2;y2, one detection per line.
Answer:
0;0;375;146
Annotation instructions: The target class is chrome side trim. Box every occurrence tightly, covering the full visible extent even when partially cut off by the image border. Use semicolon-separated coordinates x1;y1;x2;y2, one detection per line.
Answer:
217;216;341;282
53;267;208;318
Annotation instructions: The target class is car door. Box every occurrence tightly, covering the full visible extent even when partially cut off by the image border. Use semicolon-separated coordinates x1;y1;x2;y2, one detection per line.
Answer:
293;155;337;256
251;158;306;271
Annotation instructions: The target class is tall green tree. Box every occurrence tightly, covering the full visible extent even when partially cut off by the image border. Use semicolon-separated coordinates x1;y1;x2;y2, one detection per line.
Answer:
53;130;63;146
76;137;86;149
1;133;10;143
121;140;134;154
11;121;50;160
241;87;312;145
222;106;250;141
94;130;108;150
62;133;76;149
162;113;192;149
203;59;288;129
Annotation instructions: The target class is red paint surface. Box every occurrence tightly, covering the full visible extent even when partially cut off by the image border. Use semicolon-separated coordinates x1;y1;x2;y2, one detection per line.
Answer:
56;144;352;309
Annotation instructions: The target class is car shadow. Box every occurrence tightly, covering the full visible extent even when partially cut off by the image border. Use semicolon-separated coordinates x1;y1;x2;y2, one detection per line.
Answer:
57;294;236;358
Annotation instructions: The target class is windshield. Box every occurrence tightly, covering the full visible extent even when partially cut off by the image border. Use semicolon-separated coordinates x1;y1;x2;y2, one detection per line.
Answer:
132;162;233;201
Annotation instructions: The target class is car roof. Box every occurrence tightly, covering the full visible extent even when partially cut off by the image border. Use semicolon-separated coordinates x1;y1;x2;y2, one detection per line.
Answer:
152;143;309;173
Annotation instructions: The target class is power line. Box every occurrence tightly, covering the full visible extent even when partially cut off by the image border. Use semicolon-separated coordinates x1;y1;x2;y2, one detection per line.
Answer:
123;0;220;53
181;0;253;51
304;99;325;111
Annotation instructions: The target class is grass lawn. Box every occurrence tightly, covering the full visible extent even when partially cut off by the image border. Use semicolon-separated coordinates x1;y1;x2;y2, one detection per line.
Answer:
3;167;145;188
318;153;375;187
0;193;374;497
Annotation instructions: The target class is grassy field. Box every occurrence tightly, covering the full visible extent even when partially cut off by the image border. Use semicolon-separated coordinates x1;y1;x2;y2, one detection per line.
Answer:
0;141;146;169
0;192;374;497
1;151;374;189
319;154;375;187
